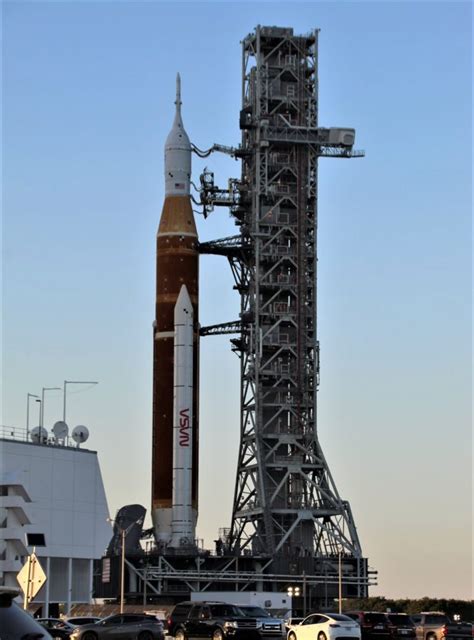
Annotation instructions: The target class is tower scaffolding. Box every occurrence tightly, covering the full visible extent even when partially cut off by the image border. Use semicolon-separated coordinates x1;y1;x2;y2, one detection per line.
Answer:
227;25;365;571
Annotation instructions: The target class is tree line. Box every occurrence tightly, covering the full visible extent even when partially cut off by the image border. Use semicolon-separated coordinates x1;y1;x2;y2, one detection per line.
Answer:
342;598;473;621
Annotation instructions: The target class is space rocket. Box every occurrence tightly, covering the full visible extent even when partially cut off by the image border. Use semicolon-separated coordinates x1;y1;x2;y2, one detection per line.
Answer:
151;74;199;547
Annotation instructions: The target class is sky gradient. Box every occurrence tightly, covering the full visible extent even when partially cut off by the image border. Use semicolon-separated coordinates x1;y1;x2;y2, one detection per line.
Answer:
2;1;472;599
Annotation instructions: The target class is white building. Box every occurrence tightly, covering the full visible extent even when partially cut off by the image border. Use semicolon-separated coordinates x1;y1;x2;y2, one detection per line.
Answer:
0;431;111;614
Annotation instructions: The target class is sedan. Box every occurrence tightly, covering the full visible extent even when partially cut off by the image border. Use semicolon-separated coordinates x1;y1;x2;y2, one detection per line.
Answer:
69;613;165;640
37;618;76;639
287;613;361;640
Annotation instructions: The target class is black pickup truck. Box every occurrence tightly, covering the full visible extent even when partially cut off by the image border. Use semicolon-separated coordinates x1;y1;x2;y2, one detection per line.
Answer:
167;602;259;640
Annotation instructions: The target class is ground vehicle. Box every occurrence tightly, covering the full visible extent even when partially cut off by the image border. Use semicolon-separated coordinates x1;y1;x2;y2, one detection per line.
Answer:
410;613;472;640
287;613;361;640
37;618;76;639
346;613;390;640
189;593;290;613
238;605;285;637
167;601;259;640
385;614;416;639
66;617;103;626
69;613;165;640
0;586;49;640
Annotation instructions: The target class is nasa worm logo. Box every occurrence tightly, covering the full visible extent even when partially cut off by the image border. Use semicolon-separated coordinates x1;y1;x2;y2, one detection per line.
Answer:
179;408;190;446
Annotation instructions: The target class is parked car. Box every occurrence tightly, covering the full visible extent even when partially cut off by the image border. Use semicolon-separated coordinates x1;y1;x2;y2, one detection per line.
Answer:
385;614;416;639
66;617;103;626
287;613;361;640
167;601;259;640
410;612;472;640
69;613;165;640
0;586;50;640
37;618;76;639
346;613;390;640
238;605;285;637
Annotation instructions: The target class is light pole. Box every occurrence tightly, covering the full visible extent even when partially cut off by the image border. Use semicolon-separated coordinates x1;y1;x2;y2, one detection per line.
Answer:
40;387;61;427
108;516;144;614
287;586;301;616
338;551;342;614
63;380;98;423
26;393;39;439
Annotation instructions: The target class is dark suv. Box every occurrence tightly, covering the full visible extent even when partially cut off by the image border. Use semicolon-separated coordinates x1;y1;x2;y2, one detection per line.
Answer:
385;614;416;639
346;612;390;640
167;601;259;640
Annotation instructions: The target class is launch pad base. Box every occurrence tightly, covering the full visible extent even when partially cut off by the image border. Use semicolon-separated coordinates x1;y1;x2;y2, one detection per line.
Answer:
95;551;375;613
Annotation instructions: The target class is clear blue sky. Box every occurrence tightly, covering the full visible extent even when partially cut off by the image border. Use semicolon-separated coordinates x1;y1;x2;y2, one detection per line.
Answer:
2;1;472;599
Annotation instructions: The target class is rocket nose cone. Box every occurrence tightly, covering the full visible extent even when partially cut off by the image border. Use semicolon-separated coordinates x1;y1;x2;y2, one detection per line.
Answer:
175;284;193;319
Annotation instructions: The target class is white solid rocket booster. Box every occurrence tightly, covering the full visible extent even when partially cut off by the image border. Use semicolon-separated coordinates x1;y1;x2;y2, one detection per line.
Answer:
170;284;195;547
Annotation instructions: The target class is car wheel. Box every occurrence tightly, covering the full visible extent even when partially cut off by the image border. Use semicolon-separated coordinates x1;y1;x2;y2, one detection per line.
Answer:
289;633;297;640
318;633;327;640
138;632;154;640
82;633;98;640
176;628;187;640
213;628;224;640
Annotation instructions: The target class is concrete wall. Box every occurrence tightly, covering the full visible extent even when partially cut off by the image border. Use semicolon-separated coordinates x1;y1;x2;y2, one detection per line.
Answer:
0;438;112;609
1;439;111;559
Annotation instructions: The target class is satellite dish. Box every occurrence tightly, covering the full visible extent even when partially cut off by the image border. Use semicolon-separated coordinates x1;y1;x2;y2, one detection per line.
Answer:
52;421;69;440
30;426;48;444
72;425;89;445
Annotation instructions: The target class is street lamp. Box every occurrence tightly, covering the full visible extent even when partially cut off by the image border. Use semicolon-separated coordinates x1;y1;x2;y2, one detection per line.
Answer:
63;380;98;422
26;393;39;439
107;516;144;614
287;586;301;616
40;387;61;427
338;551;342;614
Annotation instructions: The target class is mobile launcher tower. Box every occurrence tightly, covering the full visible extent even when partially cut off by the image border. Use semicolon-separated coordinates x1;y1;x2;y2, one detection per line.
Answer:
98;25;375;609
199;26;368;575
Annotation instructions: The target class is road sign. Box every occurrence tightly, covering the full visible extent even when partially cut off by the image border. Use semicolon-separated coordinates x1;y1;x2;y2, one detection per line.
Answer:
17;552;47;605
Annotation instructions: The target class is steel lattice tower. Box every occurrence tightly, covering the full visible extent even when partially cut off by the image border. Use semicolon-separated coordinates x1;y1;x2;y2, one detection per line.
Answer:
225;26;364;564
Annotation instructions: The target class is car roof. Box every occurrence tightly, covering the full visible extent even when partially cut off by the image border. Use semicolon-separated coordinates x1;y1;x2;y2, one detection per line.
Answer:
0;587;20;605
419;612;446;615
38;618;64;622
176;601;234;606
346;611;387;615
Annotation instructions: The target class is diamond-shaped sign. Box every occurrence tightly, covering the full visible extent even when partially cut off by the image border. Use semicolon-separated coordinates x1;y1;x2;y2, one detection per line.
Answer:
17;552;47;601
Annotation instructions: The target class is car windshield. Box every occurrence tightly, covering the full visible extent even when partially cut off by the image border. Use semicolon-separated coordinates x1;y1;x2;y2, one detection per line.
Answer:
240;607;271;617
329;615;355;622
101;615;121;625
365;614;387;624
210;605;243;617
69;618;100;624
425;616;449;625
388;616;412;625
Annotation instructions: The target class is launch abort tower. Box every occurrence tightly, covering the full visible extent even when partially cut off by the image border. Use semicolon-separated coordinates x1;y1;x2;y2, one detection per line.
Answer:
215;26;365;568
